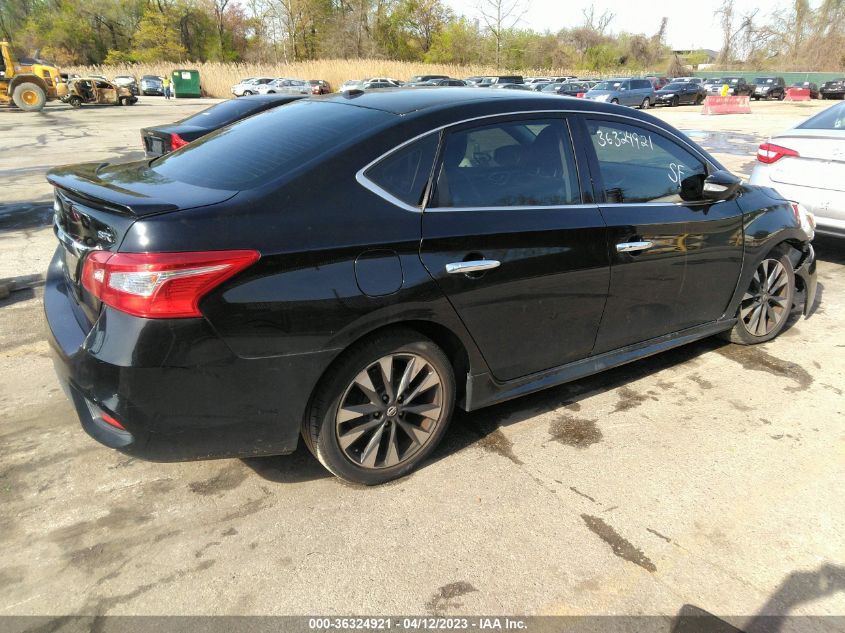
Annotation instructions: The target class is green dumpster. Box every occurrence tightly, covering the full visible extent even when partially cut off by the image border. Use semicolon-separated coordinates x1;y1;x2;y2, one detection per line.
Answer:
170;69;202;98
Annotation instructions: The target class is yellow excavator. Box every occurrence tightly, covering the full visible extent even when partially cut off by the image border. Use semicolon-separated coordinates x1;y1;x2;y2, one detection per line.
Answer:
0;41;66;111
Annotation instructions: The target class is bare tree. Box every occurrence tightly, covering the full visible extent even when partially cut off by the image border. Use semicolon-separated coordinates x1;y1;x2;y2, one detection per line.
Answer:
581;3;614;33
716;0;734;63
477;0;529;68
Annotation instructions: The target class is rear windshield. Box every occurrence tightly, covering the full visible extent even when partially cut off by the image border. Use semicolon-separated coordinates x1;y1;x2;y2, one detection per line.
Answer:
663;83;687;90
754;78;775;84
151;101;392;190
177;99;273;128
797;102;845;130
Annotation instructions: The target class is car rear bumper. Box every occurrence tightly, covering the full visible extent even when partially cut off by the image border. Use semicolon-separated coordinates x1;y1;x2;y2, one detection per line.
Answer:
44;246;335;462
749;168;845;238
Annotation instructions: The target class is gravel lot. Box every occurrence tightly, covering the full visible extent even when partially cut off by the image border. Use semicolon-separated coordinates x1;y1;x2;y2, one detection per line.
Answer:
1;97;843;625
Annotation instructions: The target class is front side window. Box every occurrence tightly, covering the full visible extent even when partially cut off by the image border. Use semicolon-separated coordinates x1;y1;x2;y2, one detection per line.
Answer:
586;119;707;204
432;119;580;208
365;134;438;206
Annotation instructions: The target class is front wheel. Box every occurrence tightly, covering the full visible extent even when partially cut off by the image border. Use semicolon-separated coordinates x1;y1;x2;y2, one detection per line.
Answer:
12;82;47;111
640;97;650;109
304;329;456;485
68;96;82;108
723;250;795;345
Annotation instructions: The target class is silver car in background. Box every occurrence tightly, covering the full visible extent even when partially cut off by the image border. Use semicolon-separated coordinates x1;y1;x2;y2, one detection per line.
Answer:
257;78;311;95
750;101;845;238
231;77;275;97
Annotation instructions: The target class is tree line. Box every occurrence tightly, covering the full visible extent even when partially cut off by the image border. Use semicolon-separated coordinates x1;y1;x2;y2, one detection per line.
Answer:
1;0;843;71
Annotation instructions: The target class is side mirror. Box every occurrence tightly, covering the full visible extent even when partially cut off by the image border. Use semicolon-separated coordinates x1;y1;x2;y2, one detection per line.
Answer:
702;170;741;201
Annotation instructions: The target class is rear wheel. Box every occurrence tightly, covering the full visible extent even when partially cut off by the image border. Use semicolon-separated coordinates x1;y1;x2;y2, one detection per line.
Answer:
671;96;679;107
723;250;795;345
12;82;46;112
695;94;704;105
610;98;619;104
242;90;253;96
304;329;455;485
778;92;785;100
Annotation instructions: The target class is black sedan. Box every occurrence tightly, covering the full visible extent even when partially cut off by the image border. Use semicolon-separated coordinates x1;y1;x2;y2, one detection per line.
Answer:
541;82;589;97
141;94;304;156
654;81;706;106
45;89;817;485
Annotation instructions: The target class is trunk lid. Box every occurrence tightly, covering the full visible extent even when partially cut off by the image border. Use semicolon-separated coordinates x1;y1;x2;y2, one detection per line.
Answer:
48;161;238;324
769;130;845;192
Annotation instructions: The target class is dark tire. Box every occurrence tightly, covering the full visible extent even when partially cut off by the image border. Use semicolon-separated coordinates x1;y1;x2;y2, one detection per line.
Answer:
640;97;650;109
68;96;82;108
242;90;253;96
753;96;759;101
778;92;785;101
722;248;795;345
119;97;128;106
610;98;619;104
304;328;456;485
695;94;704;105
12;82;46;111
671;96;679;107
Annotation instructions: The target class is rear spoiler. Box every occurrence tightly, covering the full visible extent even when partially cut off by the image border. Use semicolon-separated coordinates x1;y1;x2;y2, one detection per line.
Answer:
46;162;180;217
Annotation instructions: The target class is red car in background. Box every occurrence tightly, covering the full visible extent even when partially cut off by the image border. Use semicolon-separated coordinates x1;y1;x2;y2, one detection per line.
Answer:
310;80;332;94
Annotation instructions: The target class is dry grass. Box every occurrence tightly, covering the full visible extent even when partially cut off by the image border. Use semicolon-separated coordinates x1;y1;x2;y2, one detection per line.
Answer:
65;60;592;97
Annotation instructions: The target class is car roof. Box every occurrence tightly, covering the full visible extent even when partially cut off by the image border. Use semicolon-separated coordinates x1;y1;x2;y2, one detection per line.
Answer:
311;87;661;119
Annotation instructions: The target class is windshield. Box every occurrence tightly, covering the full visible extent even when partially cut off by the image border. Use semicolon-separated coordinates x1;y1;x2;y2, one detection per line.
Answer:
754;78;775;84
797;102;845;130
663;83;686;91
593;81;622;91
151;101;392;190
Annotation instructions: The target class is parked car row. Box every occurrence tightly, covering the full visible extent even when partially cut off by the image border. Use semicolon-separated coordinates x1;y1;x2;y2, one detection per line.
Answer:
232;76;332;96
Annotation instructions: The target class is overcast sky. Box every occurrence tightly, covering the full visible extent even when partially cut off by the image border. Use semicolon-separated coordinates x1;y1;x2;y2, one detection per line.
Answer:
442;0;794;50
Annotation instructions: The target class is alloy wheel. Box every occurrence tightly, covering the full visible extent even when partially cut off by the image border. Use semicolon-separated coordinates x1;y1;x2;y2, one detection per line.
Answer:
740;259;790;336
335;353;444;469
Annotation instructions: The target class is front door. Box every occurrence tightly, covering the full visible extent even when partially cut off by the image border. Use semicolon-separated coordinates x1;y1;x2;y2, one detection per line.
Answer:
420;116;610;381
580;116;744;354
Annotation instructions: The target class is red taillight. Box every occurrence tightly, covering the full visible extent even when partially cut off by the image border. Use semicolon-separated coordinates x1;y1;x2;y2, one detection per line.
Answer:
170;133;189;151
757;142;799;164
101;413;126;430
576;92;585;98
81;250;260;318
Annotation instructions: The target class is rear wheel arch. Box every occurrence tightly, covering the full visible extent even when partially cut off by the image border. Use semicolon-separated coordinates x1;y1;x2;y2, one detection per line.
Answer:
307;320;473;423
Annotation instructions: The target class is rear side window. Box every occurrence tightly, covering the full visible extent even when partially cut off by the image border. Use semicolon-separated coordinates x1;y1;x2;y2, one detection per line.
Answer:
151;101;391;190
432;119;580;208
797;102;845;129
586;119;707;203
365;134;439;206
634;80;651;89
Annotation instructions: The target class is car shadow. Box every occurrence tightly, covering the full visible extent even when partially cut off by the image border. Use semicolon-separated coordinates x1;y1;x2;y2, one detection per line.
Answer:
432;335;728;469
671;563;845;632
813;236;845;265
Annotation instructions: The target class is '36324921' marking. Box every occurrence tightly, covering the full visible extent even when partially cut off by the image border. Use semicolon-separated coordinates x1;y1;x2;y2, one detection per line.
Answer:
594;129;654;151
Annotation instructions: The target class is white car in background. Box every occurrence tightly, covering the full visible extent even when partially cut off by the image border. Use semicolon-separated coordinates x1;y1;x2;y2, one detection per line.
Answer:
231;77;275;97
750;101;845;238
256;78;310;95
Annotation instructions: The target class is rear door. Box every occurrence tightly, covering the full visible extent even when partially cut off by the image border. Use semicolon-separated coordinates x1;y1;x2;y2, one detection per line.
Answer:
419;115;609;381
579;115;744;353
